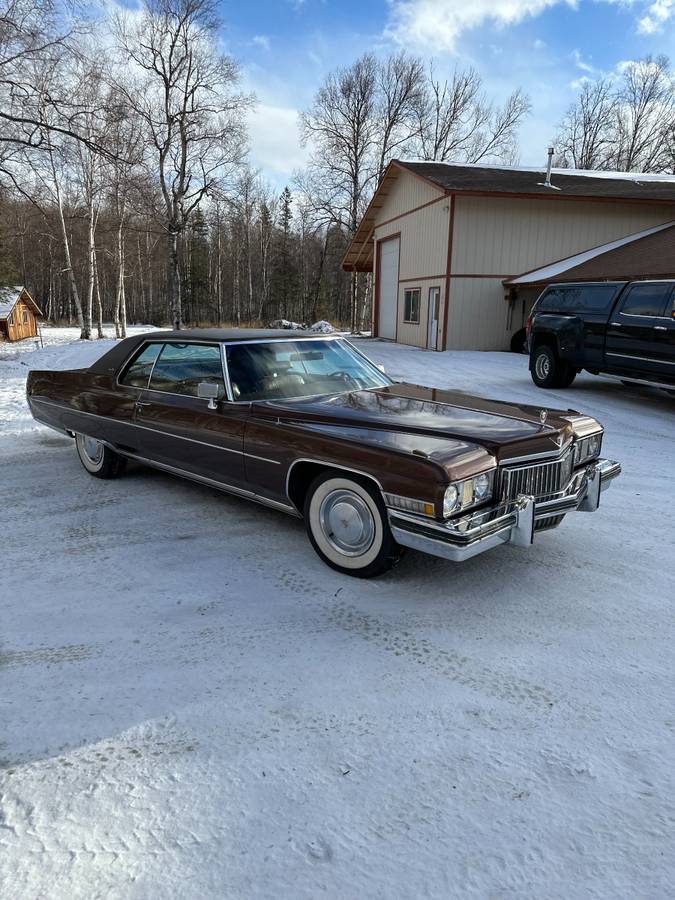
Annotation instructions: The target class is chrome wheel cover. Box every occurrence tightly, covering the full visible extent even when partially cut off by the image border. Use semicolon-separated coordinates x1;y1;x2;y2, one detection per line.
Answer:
79;434;104;466
319;489;376;557
535;352;551;381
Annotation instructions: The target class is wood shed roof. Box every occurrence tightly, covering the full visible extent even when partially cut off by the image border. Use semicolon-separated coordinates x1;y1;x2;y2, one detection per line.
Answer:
342;160;675;273
0;286;43;320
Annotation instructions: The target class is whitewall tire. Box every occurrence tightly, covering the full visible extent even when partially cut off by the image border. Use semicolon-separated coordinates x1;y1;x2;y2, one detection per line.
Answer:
75;433;127;479
304;472;403;578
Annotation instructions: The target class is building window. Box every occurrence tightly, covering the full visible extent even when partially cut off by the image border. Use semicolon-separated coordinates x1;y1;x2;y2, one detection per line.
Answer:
403;288;421;323
22;310;29;324
7;313;13;326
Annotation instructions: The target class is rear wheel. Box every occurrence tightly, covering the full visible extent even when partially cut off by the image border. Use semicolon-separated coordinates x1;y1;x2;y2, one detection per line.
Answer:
531;345;576;388
75;433;127;479
304;472;403;578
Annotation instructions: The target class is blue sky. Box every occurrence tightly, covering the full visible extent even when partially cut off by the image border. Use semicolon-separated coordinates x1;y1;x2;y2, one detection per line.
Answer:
218;0;675;188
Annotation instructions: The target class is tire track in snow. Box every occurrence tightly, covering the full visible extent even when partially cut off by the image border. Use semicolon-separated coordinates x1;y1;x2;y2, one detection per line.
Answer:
327;602;556;712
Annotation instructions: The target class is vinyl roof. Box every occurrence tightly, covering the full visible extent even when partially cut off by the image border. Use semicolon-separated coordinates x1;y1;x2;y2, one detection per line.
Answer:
505;220;675;286
342;160;675;273
88;329;338;374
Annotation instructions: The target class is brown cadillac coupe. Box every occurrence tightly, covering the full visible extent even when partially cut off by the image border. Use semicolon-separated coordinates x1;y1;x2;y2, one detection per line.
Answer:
27;330;621;577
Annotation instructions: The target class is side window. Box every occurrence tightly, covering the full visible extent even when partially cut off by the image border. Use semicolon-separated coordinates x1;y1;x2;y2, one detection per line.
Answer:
575;284;622;312
7;312;13;325
538;284;620;313
22;310;28;324
149;343;225;397
404;288;421;323
620;283;672;317
537;286;573;311
119;343;163;388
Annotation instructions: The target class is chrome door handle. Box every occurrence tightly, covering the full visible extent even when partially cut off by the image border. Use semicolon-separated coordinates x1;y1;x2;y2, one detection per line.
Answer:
610;322;622;327
653;325;668;331
136;400;152;407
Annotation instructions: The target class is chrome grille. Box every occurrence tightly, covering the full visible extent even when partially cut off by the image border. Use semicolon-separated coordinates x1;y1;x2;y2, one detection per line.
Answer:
500;449;574;503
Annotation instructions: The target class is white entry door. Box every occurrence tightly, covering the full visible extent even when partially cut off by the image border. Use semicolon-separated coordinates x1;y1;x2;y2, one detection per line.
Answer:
377;237;399;340
427;286;440;350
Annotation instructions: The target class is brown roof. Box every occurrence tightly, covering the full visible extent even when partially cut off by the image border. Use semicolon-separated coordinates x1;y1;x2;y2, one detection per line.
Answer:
399;161;675;202
505;221;675;286
342;160;675;273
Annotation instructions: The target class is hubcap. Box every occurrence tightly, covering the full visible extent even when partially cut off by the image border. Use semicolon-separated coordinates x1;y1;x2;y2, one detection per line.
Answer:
535;353;551;380
319;489;375;557
80;434;103;465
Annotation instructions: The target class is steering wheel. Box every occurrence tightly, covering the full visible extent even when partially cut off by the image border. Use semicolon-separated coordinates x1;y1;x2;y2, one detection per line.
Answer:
328;370;359;386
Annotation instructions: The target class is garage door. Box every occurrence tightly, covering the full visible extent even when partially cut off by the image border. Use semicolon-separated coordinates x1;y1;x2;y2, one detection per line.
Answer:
377;237;399;340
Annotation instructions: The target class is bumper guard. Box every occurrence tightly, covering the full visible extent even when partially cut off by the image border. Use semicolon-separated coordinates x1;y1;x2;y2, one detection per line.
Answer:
388;458;621;563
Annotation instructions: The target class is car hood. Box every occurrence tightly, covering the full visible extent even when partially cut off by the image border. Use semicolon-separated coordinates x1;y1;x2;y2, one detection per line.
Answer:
254;382;584;463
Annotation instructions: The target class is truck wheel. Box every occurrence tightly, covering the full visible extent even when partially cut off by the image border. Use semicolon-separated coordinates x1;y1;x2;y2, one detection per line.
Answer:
75;433;127;479
304;471;403;578
531;345;573;389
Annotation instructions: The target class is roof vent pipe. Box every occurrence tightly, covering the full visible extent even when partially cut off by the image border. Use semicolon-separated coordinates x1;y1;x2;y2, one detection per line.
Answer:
545;147;554;187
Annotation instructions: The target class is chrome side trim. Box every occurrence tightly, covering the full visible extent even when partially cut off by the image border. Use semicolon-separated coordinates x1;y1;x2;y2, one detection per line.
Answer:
285;457;386;510
112;450;300;517
30;398;281;465
606;352;675;367
221;335;343;347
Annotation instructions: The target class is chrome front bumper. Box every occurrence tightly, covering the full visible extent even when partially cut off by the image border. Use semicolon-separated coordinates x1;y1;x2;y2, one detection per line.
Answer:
388;458;621;563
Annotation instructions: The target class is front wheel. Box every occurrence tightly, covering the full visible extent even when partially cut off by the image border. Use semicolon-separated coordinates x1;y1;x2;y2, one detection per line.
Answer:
75;433;127;479
304;472;404;578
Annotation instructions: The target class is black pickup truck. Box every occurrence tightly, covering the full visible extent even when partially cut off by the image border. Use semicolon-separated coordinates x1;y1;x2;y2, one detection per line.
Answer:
527;280;675;389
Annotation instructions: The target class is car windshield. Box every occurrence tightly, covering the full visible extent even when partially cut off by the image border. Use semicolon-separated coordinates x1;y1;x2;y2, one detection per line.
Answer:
225;339;392;401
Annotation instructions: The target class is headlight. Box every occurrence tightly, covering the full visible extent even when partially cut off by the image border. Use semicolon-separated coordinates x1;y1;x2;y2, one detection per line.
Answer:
574;432;602;466
443;471;494;518
443;484;460;517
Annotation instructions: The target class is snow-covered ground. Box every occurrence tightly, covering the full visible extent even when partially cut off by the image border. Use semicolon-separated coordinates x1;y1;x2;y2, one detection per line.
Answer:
1;329;674;899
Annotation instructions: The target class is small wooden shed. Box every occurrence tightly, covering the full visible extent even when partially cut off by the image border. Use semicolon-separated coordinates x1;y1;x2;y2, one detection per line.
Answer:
0;286;43;342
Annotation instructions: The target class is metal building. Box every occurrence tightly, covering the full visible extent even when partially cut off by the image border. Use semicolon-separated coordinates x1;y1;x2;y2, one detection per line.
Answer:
342;160;675;351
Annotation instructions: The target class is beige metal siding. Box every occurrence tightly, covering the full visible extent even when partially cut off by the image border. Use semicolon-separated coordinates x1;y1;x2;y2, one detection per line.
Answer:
452;195;674;275
373;178;449;349
446;195;675;350
375;171;443;223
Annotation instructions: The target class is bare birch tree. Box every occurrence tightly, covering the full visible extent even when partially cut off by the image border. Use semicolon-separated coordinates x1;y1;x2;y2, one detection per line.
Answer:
555;56;675;173
414;64;530;164
114;0;251;330
554;79;617;170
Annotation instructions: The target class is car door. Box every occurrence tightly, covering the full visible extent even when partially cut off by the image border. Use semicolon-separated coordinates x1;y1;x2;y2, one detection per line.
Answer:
605;282;673;376
650;286;675;379
135;341;248;489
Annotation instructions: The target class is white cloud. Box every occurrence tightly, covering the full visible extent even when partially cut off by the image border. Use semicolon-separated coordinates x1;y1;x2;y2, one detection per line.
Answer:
384;0;576;51
247;103;308;187
252;34;271;51
636;0;675;33
570;48;596;73
533;38;547;48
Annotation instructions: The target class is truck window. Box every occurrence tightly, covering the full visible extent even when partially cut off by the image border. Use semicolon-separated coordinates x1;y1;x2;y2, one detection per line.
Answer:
538;284;620;313
619;283;673;317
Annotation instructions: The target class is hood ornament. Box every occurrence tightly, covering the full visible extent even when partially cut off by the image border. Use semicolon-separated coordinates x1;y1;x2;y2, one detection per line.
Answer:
539;410;548;425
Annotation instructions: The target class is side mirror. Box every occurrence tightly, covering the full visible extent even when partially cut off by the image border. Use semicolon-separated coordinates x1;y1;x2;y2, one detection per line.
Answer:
377;364;386;374
198;381;220;410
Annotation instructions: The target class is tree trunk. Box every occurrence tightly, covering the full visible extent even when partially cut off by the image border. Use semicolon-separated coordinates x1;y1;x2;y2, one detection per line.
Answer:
93;249;104;338
84;196;96;341
51;152;85;338
168;228;182;329
116;218;127;339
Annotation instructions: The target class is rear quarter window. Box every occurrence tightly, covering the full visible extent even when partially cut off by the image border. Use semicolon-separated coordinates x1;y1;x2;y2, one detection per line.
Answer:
537;284;621;314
